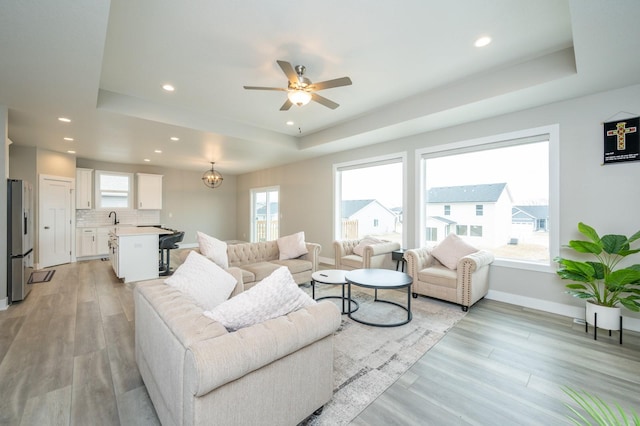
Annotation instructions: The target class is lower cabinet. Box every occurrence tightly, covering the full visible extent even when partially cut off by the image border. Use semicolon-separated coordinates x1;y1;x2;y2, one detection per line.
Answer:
111;234;160;283
77;227;111;259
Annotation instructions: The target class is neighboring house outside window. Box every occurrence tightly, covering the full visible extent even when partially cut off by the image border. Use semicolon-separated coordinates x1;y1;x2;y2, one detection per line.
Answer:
444;205;451;216
476;204;483;216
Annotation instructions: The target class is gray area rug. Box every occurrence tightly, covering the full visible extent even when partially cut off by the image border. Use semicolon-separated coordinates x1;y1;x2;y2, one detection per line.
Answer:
299;283;467;425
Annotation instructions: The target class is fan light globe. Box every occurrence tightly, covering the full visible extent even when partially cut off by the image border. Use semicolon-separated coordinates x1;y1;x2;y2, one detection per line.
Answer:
202;162;223;188
288;90;312;107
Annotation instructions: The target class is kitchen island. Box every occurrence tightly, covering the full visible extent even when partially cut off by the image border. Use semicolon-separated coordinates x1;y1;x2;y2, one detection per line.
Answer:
109;226;173;283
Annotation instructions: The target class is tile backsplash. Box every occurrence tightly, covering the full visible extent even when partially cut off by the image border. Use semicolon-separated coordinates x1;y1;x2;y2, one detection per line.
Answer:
76;209;161;227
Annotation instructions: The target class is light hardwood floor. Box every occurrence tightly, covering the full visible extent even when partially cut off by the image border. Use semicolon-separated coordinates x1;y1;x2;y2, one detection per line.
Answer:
1;258;638;425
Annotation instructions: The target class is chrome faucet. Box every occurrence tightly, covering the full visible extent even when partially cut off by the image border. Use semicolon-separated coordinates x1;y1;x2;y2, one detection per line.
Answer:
108;211;119;225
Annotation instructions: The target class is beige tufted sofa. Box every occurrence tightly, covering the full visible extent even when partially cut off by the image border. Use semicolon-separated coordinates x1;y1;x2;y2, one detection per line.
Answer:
134;269;341;426
179;240;321;290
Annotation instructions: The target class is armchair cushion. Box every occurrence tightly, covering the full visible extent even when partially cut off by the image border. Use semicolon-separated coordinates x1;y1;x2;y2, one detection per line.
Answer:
352;236;384;256
431;233;478;269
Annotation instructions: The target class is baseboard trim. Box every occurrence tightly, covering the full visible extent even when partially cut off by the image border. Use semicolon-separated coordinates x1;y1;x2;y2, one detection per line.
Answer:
0;297;8;311
486;290;640;332
319;256;334;266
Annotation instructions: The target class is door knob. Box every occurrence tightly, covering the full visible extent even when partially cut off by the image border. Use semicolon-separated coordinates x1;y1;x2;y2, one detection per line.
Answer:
44;226;50;229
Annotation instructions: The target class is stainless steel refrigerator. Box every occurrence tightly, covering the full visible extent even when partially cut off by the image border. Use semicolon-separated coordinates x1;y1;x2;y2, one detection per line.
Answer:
7;179;34;303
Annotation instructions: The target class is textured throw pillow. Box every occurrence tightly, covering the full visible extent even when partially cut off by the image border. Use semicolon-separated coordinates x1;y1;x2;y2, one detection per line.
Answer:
203;266;316;331
353;236;385;256
277;231;308;260
164;251;237;310
431;234;478;270
197;231;229;269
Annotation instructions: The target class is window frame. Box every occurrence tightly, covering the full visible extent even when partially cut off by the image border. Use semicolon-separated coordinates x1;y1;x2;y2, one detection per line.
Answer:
415;124;559;272
94;170;134;210
333;152;407;246
250;186;280;242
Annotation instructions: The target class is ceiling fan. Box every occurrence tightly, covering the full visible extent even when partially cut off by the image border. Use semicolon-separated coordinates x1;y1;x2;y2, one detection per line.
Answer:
243;60;352;111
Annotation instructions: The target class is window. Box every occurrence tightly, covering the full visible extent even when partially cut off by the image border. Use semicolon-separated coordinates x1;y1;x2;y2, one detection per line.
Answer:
419;125;558;267
95;170;133;209
251;187;279;242
470;225;483;237
334;154;405;246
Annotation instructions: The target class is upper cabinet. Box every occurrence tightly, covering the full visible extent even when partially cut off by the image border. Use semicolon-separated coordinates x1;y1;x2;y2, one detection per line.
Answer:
137;173;163;210
76;168;93;209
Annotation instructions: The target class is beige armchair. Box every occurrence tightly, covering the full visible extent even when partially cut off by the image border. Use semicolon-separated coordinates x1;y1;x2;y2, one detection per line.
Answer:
334;238;401;270
405;246;494;311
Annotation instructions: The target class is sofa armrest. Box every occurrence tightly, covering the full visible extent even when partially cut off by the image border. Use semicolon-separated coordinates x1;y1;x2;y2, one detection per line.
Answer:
300;242;321;272
333;239;359;268
184;301;341;397
363;241;401;257
457;250;495;272
226;267;245;298
405;247;436;278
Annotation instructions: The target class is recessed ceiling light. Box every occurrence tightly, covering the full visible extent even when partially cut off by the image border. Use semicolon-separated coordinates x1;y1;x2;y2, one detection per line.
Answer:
67;150;76;154
286;121;294;126
58;117;71;123
63;137;74;141
154;150;162;154
170;137;179;141
144;158;151;162
162;84;175;92
474;36;492;47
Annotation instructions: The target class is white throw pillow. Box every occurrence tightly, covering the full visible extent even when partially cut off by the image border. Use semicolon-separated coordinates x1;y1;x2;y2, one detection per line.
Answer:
165;251;237;310
353;236;385;256
197;231;229;269
204;266;316;331
277;231;308;260
431;234;478;270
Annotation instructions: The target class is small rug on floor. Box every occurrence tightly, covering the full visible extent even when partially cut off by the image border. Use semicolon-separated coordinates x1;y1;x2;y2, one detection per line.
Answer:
298;284;467;425
27;269;55;284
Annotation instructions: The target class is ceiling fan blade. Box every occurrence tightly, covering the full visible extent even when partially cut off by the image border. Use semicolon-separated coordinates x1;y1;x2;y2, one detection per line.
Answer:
277;60;299;84
280;99;293;111
243;86;287;91
310;76;352;91
311;93;339;109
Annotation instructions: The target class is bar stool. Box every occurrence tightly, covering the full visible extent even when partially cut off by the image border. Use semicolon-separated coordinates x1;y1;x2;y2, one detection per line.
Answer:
159;231;184;276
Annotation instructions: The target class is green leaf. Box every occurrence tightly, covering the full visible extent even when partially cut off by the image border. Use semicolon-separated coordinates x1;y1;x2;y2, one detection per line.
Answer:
627;229;640;244
569;240;602;255
601;234;629;255
578;222;600;243
587;262;606;280
607;269;640;287
619;298;640;312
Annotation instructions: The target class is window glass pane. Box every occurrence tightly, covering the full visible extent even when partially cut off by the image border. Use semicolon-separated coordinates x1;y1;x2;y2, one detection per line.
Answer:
424;140;549;263
94;171;132;210
337;160;403;245
251;187;279;241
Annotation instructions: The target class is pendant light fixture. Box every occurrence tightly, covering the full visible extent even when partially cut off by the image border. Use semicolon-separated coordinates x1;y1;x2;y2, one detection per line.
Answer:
202;162;223;188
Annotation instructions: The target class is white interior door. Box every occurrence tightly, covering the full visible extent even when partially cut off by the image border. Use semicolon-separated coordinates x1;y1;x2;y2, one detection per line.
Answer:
39;175;72;268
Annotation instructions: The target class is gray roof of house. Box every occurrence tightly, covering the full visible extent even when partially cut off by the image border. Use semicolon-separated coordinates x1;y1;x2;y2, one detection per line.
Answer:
341;199;375;218
427;183;507;203
512;205;549;219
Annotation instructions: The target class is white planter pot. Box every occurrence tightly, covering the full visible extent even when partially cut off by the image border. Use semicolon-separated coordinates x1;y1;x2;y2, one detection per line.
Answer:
586;301;621;330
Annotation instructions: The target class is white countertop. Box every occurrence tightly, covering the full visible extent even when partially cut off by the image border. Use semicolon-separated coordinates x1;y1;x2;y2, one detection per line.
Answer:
111;226;173;237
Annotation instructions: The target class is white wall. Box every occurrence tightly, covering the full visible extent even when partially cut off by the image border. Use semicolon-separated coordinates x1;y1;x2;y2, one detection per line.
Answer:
0;106;8;309
237;83;640;329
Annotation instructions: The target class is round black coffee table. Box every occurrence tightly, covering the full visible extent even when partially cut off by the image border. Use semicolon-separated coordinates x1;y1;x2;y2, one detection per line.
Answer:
345;268;413;327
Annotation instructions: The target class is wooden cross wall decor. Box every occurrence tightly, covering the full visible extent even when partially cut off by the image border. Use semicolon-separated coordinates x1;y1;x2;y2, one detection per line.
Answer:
603;116;640;164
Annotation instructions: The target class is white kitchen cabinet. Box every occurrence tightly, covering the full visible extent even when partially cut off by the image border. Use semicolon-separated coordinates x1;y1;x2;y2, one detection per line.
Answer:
110;227;169;282
97;227;110;256
137;173;163;210
77;228;97;257
76;168;93;209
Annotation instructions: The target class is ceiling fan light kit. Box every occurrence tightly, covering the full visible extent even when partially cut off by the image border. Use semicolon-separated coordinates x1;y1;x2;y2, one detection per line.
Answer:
244;60;352;111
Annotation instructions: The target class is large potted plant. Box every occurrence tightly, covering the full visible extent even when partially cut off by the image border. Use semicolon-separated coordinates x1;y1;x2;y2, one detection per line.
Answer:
554;222;640;330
